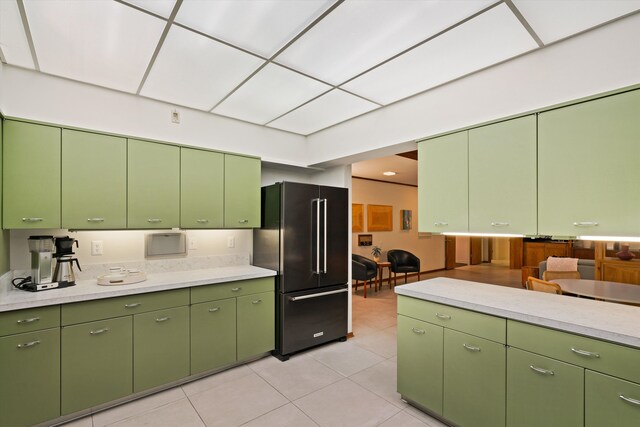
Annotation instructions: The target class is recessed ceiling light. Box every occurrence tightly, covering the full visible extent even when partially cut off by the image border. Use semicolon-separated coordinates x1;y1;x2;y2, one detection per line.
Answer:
383;171;397;176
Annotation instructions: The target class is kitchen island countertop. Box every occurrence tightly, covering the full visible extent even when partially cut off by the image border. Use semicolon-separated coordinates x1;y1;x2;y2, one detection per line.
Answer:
395;277;640;348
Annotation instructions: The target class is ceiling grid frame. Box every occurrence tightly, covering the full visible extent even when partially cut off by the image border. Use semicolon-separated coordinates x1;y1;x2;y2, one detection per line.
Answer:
504;0;545;47
16;0;40;71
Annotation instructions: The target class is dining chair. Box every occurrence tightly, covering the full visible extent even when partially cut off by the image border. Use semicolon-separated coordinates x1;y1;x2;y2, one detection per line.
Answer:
387;249;420;287
352;254;377;298
526;276;563;295
542;270;581;281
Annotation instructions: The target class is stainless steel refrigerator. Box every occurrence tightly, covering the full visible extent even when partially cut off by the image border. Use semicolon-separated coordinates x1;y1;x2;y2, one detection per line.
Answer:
253;181;348;361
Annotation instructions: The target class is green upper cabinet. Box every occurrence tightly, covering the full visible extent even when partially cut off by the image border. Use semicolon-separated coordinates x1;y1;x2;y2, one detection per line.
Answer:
3;120;61;228
469;116;537;235
181;147;224;228
128;139;180;228
224;154;260;228
62;130;127;229
418;131;468;233
539;89;640;237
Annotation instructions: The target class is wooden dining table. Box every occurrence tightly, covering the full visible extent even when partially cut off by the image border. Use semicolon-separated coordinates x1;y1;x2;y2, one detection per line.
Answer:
553;279;640;305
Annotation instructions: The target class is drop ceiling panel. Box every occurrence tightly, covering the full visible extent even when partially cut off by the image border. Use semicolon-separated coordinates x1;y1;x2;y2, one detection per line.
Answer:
275;0;494;85
0;0;35;69
342;3;538;105
512;0;640;44
23;0;164;93
267;89;378;135
140;26;265;110
175;0;333;57
122;0;177;18
213;63;331;125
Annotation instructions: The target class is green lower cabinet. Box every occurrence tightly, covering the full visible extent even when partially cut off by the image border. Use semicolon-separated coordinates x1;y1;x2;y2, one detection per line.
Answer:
61;316;133;415
0;328;60;427
443;329;506;427
506;347;584;427
586;370;640;427
237;291;274;360
191;298;237;375
397;315;444;414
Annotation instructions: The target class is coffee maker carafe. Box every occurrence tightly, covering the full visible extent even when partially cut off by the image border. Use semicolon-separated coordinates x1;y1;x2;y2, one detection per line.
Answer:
53;236;81;287
27;235;55;288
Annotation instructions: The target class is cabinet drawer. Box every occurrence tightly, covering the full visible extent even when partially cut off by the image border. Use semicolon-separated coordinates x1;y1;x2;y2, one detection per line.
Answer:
0;305;60;337
508;320;640;383
398;295;505;343
191;277;273;304
62;289;189;325
586;370;640;427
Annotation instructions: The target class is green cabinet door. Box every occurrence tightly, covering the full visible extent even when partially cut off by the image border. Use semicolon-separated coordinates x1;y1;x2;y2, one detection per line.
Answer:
586;370;640;427
61;316;133;414
0;328;60;427
443;329;506;427
224;154;260;228
62;129;127;229
469;116;537;235
539;89;640;237
397;315;444;414
181;147;224;228
133;306;190;392
191;298;236;374
237;291;274;360
506;347;583;427
418;131;468;233
128;139;179;228
3;120;61;228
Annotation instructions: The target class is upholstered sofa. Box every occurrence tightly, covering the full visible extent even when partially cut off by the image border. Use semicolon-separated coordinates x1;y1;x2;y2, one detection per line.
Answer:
538;259;595;280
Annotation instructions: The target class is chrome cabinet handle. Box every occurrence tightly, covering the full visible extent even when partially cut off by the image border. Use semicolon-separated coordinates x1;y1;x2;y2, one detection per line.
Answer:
17;340;41;348
411;327;426;335
196;219;209;223
434;222;448;227
491;222;510;227
87;217;105;222
238;219;249;224
90;328;109;335
252;299;262;304
208;307;221;312
571;347;600;358
124;303;141;308
147;218;162;223
530;365;555;376
463;343;481;352
619;394;640;406
22;217;43;222
435;313;451;320
17;317;40;324
155;316;170;323
231;287;241;292
573;222;598;227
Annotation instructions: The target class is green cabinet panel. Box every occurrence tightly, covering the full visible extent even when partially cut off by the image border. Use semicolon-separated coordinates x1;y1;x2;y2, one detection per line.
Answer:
0;118;8;270
3;120;61;228
191;298;237;374
418;131;468;233
61;316;133;414
181;147;224;228
224;154;260;228
62;129;126;229
469;116;537;235
443;329;506;427
506;347;583;427
191;277;274;304
128;139;180;228
133;306;190;392
0;305;60;337
538;89;640;237
0;328;60;427
397;315;444;414
586;370;640;427
237;291;274;360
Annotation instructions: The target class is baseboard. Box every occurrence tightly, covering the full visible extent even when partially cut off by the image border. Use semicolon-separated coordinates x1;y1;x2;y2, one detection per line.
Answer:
347;332;354;339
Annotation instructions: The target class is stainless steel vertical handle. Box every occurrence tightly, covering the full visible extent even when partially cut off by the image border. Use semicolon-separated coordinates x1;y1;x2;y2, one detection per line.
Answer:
315;198;320;274
323;198;327;274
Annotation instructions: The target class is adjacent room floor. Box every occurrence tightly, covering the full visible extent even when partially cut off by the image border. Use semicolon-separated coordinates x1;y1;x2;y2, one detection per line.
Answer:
61;264;518;427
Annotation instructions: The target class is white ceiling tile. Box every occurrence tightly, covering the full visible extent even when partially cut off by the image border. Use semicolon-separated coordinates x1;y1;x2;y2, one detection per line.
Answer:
175;0;333;57
267;89;378;135
0;0;35;69
23;0;165;93
213;63;331;125
342;4;538;105
513;0;640;44
275;0;494;85
122;0;177;18
140;26;264;110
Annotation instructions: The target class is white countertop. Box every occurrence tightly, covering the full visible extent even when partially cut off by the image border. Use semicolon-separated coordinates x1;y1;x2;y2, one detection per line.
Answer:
395;278;640;349
0;265;276;312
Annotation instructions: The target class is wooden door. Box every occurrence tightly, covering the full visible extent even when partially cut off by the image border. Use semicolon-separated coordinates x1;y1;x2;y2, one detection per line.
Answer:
445;236;456;270
470;237;483;265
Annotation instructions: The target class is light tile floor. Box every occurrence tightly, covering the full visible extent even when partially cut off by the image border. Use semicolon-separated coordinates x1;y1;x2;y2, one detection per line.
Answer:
62;264;519;427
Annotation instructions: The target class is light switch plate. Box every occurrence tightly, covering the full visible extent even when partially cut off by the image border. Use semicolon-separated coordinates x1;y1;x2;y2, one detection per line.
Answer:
91;240;103;256
227;236;235;248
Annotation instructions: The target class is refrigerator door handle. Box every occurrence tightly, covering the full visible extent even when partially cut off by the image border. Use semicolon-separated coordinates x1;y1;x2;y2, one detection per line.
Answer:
289;288;348;301
313;198;320;274
323;198;328;273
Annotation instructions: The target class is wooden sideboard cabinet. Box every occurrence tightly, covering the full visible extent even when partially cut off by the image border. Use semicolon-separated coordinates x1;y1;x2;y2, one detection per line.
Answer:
596;259;640;285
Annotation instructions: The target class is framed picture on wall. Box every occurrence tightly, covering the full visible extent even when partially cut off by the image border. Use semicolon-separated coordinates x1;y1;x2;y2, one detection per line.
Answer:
352;204;364;232
367;204;393;231
401;209;412;230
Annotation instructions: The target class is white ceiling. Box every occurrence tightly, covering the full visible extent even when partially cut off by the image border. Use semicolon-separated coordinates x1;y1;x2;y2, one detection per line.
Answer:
352;154;418;186
1;0;639;136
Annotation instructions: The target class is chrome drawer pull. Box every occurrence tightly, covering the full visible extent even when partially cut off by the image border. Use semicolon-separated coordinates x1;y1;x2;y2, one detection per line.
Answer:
434;222;448;227
231;287;242;292
196;219;209;223
124;303;141;308
252;299;262;304
435;313;451;320
530;365;555;376
238;219;249;224
411;327;426;335
491;222;510;227
17;317;40;324
87;217;105;222
208;307;221;313
463;343;481;352
22;217;43;222
573;221;598;227
17;340;41;349
619;394;640;406
155;316;170;323
571;347;600;358
90;328;109;335
147;218;162;223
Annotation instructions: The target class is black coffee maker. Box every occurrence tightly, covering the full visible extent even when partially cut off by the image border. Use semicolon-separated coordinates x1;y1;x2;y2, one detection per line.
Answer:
53;236;81;287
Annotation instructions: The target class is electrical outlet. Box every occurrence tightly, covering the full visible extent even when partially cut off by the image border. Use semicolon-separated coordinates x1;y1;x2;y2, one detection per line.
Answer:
189;238;197;250
227;236;235;248
91;240;103;256
171;109;180;124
